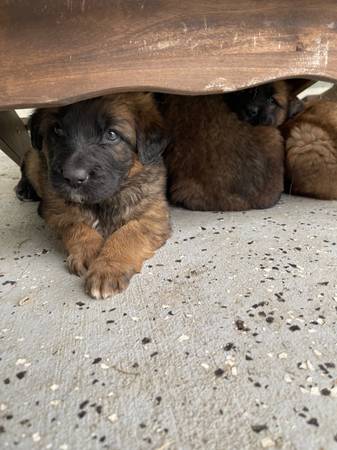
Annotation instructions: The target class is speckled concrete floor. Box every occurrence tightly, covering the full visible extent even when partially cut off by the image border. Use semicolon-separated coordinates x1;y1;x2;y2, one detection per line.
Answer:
1;151;337;450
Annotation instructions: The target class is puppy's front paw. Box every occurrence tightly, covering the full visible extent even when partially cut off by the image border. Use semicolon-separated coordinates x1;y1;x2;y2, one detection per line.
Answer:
15;177;40;202
67;238;103;277
85;258;136;299
67;254;90;277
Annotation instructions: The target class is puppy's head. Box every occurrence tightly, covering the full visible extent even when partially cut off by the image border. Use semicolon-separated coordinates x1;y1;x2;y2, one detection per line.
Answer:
226;81;304;126
29;93;167;204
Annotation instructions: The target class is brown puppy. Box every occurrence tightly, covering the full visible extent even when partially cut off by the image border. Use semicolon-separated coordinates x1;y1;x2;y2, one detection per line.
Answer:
16;93;171;299
224;81;304;127
283;100;337;199
160;94;285;211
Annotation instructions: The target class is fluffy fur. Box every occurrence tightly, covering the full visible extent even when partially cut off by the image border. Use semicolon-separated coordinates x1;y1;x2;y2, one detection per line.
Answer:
225;81;304;126
160;95;285;211
282;100;337;199
16;93;171;299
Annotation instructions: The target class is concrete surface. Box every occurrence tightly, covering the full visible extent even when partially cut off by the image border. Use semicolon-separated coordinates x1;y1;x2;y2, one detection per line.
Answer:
1;151;337;450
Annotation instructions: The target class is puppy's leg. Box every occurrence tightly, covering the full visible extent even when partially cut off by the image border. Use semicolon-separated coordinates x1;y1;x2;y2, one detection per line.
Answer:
18;149;104;275
169;178;251;211
40;193;104;276
63;223;104;277
15;149;41;202
85;201;170;299
15;163;40;202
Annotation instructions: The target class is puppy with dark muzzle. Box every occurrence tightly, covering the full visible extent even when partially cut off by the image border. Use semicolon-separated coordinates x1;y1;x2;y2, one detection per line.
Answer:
224;81;304;126
16;93;171;299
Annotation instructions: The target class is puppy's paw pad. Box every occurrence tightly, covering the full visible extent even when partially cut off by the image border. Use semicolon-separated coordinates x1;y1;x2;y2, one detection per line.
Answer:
85;261;135;299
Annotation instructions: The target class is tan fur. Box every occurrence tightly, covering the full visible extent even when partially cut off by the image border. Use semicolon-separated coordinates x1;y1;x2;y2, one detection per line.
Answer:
24;148;46;198
85;200;170;298
283;100;337;199
273;81;291;126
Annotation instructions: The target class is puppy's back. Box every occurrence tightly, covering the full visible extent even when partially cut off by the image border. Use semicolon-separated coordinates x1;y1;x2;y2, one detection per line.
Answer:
284;100;337;199
162;95;284;211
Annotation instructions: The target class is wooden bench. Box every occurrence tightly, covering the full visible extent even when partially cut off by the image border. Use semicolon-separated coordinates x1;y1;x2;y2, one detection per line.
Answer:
1;0;336;164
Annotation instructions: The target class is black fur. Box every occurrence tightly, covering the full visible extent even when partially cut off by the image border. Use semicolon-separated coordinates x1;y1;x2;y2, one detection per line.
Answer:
28;110;44;151
225;84;280;125
15;162;40;202
224;83;305;126
137;128;168;165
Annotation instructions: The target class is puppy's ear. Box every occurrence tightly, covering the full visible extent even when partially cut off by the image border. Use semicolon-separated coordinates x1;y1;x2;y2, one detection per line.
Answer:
28;109;45;151
287;98;304;119
137;125;169;165
135;94;169;165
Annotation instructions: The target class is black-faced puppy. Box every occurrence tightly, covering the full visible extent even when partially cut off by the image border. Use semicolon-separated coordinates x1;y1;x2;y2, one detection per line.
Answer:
282;100;337;199
16;93;171;299
225;81;304;126
161;95;285;211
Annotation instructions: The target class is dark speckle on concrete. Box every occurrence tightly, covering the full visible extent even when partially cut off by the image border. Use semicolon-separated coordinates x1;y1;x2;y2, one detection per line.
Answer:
16;371;26;380
307;418;319;427
251;424;268;433
224;343;235;351
79;400;89;409
321;388;331;396
235;319;250;331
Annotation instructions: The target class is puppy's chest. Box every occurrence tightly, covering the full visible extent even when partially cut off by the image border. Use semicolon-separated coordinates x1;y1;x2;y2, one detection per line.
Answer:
82;197;130;238
82;171;157;238
85;205;122;238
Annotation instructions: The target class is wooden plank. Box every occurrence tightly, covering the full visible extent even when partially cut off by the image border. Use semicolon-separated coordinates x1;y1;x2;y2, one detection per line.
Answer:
0;111;31;165
0;0;337;109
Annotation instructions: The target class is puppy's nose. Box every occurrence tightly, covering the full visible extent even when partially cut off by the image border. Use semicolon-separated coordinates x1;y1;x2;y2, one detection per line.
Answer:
247;105;259;117
63;167;89;186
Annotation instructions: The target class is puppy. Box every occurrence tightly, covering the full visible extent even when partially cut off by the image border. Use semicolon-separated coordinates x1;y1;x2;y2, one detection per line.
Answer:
224;81;304;126
282;100;337;199
16;93;171;299
161;94;285;211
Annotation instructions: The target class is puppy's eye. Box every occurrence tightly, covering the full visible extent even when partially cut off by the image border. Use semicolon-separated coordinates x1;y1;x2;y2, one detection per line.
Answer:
107;129;120;142
53;125;64;136
268;97;278;106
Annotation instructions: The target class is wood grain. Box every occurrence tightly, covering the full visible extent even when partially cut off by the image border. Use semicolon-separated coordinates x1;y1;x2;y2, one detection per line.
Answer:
1;0;337;109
